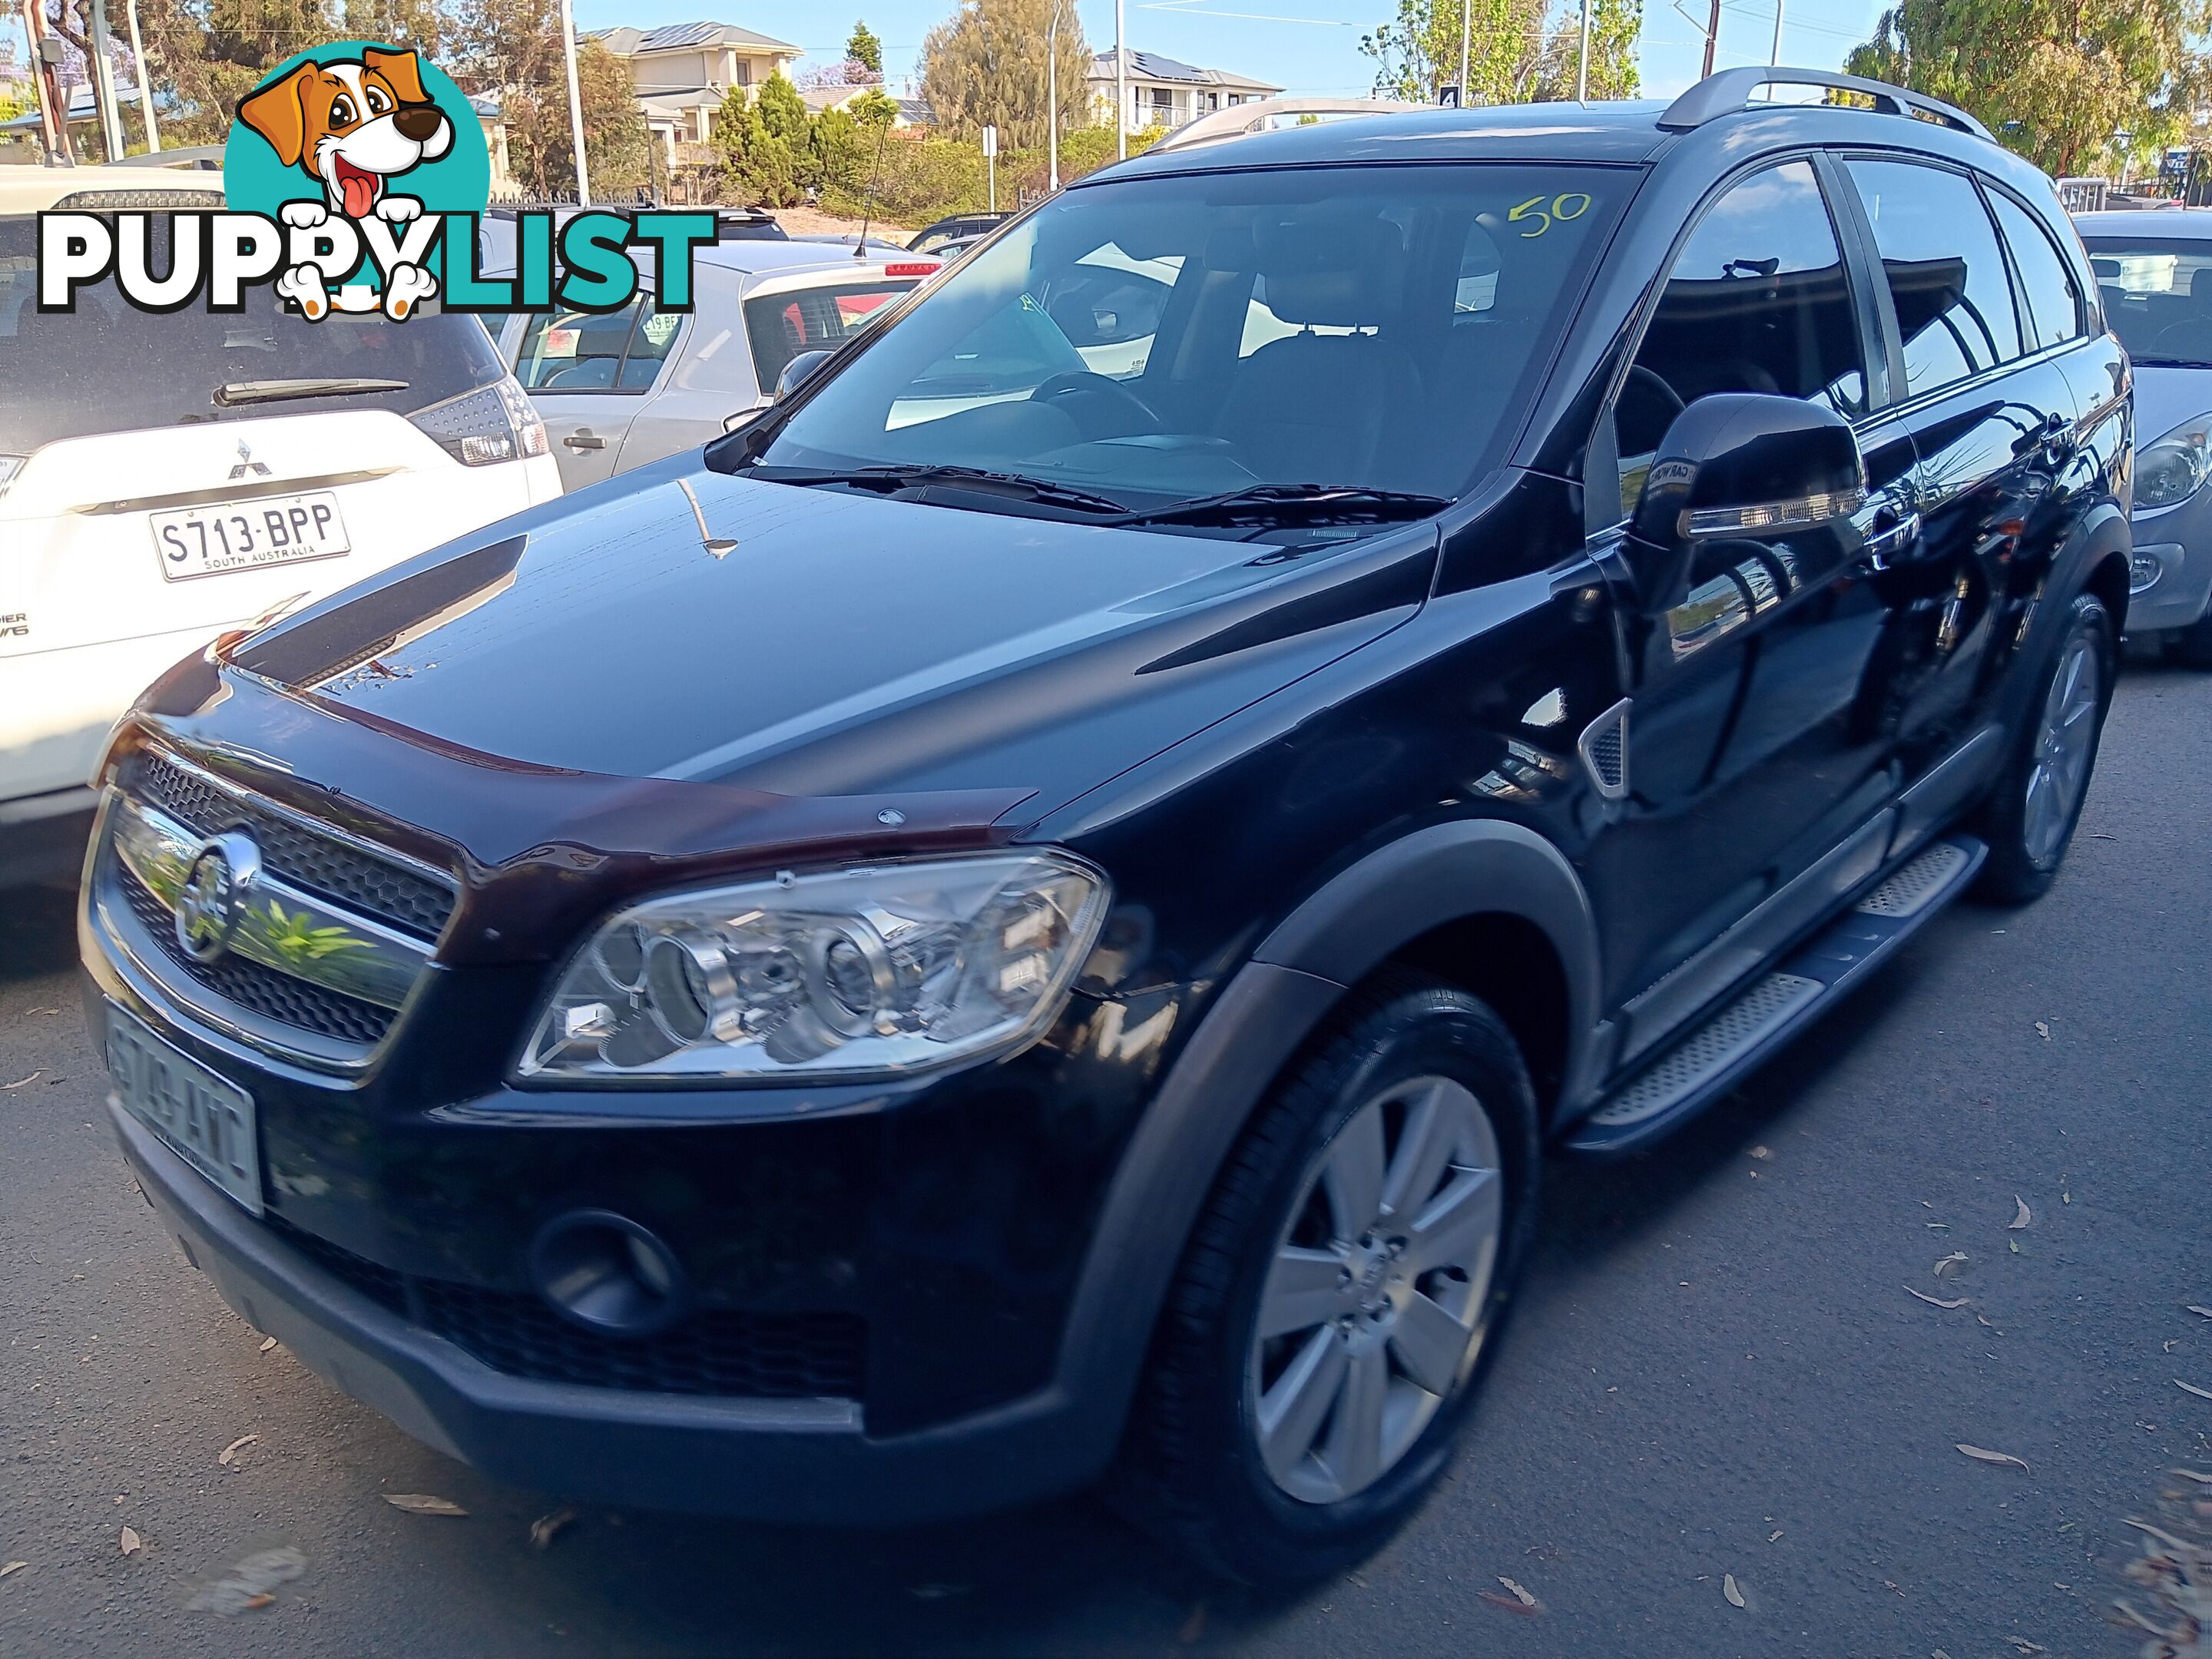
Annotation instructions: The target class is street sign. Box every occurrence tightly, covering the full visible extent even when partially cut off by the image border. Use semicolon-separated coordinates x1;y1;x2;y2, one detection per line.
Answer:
982;124;998;158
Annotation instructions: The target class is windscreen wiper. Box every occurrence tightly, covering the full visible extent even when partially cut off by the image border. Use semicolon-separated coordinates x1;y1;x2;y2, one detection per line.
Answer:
747;462;1133;516
214;377;410;408
1107;485;1451;528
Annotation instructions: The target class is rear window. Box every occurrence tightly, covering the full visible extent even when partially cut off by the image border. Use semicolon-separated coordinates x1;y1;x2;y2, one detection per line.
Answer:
0;214;507;455
744;280;916;389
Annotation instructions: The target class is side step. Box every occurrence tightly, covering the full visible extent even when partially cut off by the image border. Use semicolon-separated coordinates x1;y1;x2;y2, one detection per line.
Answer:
1563;836;1985;1157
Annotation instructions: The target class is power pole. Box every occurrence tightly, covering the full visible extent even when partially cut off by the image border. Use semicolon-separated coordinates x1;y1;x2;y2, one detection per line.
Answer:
1702;0;1721;78
88;0;127;160
1577;0;1591;101
24;8;72;165
1769;0;1785;64
1457;0;1470;105
557;0;591;204
1047;5;1059;192
1114;0;1126;159
124;0;159;151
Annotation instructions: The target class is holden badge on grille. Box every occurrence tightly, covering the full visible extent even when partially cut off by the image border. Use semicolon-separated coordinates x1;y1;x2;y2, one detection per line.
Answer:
174;832;263;965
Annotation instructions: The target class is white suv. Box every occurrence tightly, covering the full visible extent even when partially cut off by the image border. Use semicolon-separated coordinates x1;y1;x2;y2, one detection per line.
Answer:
0;168;563;883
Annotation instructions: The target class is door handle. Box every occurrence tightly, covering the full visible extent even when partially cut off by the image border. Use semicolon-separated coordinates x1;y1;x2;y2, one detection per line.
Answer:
2039;412;2075;465
1861;508;1922;568
563;432;606;452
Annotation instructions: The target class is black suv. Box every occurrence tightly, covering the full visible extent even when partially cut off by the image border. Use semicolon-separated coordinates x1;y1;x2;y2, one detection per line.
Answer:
82;69;2130;1584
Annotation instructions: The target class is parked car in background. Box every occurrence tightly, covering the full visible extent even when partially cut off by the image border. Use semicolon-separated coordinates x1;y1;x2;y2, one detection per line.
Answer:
2078;208;2212;663
84;70;2129;1586
482;240;939;489
909;211;1008;254
0;167;560;886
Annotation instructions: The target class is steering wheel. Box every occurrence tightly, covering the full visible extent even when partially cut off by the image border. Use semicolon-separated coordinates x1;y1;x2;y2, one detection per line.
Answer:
1627;364;1687;419
1029;370;1161;439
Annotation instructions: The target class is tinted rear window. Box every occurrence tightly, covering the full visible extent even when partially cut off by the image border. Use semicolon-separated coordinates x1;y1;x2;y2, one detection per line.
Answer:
745;281;916;388
0;215;506;454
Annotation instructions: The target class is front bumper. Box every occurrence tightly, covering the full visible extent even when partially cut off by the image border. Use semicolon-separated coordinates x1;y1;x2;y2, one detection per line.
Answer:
2125;487;2212;631
112;1096;1104;1522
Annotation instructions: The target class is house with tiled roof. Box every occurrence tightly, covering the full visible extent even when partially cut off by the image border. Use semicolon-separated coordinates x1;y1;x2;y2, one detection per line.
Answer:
586;21;804;163
1087;48;1282;136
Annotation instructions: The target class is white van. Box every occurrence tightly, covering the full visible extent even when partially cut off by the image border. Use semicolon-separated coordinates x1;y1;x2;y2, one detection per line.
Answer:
0;167;563;882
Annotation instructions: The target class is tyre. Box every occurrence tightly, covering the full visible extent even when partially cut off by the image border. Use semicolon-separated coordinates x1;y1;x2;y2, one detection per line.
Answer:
1975;591;2115;904
1116;969;1540;1586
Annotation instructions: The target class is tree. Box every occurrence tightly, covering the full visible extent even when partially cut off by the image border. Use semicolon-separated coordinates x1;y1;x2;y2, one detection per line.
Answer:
1846;0;2210;176
442;0;648;197
1361;0;1640;104
847;18;883;77
919;0;1090;148
714;83;800;205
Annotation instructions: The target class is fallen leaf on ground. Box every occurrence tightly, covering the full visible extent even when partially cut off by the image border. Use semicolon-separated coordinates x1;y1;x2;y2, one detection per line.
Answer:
2170;1468;2212;1485
528;1506;578;1550
1497;1576;1538;1607
382;1493;465;1516
1477;1590;1539;1616
1906;1286;1969;1309
2008;1238;2022;1254
1177;1602;1208;1644
257;1336;278;1353
2188;1306;2212;1320
2004;1641;2045;1655
0;1072;41;1090
1934;1252;1969;1279
1748;1146;1771;1160
2034;1022;2050;1039
1723;1572;1745;1608
2176;1379;2212;1402
2008;1196;2032;1230
0;1562;25;1579
118;1528;141;1555
1956;1444;2032;1472
218;1434;258;1467
186;1545;305;1614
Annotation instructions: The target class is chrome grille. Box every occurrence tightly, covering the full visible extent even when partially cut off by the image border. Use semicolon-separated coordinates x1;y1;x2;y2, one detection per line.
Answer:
127;752;455;940
118;863;396;1045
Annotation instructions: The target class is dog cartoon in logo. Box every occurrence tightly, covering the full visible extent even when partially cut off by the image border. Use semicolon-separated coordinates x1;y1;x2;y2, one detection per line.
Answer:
237;47;450;319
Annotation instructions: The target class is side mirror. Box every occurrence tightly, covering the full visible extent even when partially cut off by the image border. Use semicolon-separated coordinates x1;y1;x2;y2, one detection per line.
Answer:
1628;393;1864;611
774;348;836;402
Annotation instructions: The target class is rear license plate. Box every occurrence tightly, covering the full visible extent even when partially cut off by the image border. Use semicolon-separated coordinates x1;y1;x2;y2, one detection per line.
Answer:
151;492;350;581
106;1006;263;1214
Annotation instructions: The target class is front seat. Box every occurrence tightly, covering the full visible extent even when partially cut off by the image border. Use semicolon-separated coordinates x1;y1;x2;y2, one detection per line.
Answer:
1214;216;1418;485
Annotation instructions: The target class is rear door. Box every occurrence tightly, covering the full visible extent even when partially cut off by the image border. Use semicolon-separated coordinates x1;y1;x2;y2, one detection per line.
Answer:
1836;157;2080;803
512;293;684;488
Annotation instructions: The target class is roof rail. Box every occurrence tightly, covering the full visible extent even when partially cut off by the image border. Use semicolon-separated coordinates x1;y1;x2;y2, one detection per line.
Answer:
1658;68;1992;141
1148;94;1424;154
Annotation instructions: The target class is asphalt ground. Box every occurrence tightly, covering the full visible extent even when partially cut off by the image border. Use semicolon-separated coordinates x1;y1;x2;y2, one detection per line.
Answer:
1;661;2206;1657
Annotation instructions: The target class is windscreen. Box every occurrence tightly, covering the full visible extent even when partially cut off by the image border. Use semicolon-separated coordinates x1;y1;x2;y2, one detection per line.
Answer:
0;215;507;454
2081;236;2212;366
753;164;1624;506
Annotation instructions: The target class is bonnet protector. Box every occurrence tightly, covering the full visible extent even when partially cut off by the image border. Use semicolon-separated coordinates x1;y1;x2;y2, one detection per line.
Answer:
112;651;1035;969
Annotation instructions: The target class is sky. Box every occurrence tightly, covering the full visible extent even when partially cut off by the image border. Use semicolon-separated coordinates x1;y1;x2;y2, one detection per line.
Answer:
568;0;1896;102
0;0;1896;114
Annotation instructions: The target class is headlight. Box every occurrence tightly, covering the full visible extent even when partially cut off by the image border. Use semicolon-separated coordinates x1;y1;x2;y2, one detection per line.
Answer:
2135;412;2212;510
518;853;1109;1084
408;376;549;467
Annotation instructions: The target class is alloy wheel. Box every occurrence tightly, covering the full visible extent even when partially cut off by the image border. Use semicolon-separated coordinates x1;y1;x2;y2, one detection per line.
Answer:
1246;1075;1504;1505
2022;632;2101;867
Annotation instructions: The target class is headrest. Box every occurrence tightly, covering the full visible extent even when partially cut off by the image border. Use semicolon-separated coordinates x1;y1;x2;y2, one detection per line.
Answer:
1253;214;1405;327
2091;258;2121;279
2190;266;2212;302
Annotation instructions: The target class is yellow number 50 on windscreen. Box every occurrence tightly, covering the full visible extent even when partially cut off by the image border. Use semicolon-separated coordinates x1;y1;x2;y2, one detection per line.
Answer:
1508;193;1592;238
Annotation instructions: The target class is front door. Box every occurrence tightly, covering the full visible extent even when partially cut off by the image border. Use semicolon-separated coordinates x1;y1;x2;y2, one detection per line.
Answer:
512;294;681;488
1586;157;1899;1042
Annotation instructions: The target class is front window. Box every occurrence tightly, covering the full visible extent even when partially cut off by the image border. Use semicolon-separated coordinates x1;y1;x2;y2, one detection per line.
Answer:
738;164;1624;518
2081;236;2212;367
744;280;919;389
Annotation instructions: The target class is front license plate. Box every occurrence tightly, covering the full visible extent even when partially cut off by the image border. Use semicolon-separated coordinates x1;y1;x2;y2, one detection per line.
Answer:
151;491;350;581
107;1006;263;1214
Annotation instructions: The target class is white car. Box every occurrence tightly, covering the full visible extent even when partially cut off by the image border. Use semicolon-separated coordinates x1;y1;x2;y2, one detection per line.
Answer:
477;229;942;489
0;167;563;884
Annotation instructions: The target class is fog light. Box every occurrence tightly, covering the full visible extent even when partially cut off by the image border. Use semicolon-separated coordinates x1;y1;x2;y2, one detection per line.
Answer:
531;1211;688;1336
2130;549;2164;594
